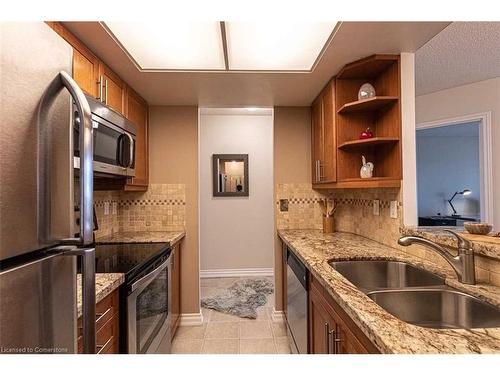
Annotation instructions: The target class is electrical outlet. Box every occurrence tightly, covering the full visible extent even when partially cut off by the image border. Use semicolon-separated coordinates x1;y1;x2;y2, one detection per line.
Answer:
112;202;118;215
279;199;289;212
104;202;110;216
373;200;380;216
390;201;398;219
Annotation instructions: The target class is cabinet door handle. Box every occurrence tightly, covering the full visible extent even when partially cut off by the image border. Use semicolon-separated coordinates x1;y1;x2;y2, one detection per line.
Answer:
104;78;108;104
316;160;321;183
98;76;103;102
333;327;341;354
324;322;330;354
328;327;337;354
96;336;113;354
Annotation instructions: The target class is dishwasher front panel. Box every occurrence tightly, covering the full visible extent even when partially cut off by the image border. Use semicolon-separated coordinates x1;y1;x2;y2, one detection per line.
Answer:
286;249;308;354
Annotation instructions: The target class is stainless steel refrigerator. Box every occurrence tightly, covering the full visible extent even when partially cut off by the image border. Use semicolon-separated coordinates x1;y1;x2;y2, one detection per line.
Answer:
0;22;96;354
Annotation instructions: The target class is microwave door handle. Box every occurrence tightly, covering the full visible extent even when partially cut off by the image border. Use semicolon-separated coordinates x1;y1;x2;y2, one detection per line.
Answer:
126;132;134;168
117;133;124;167
37;71;93;246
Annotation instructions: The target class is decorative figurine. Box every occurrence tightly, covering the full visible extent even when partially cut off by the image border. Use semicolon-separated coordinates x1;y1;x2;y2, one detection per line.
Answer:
359;127;374;139
360;155;374;179
358;83;376;101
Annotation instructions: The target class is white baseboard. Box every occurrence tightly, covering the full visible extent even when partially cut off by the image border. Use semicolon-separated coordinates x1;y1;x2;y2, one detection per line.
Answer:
271;309;286;323
179;311;204;326
200;267;274;278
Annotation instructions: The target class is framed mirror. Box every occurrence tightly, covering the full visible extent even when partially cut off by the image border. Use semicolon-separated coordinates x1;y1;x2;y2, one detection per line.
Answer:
212;154;249;197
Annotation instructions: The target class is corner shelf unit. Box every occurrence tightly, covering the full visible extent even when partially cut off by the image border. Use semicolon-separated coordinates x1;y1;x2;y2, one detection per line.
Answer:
337;136;399;150
337;96;398;114
313;54;402;190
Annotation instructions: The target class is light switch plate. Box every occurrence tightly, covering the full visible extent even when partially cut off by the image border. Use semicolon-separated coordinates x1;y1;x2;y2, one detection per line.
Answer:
373;200;380;216
104;202;110;216
390;201;398;219
112;202;118;215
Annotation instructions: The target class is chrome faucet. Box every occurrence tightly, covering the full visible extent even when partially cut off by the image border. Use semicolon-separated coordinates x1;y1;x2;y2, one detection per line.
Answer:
398;230;476;285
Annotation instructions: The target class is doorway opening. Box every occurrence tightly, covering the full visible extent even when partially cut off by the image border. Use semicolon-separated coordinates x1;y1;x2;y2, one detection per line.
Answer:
416;114;493;227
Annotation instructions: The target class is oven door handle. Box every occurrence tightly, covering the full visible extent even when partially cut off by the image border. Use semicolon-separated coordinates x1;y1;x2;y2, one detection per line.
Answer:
130;256;170;293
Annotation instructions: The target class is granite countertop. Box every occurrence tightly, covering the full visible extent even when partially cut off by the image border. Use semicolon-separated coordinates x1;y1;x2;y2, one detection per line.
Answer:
76;273;124;318
401;226;500;260
96;230;186;246
278;229;500;354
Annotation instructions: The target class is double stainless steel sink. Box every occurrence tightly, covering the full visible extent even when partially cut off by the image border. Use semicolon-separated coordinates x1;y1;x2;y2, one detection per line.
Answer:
329;260;500;329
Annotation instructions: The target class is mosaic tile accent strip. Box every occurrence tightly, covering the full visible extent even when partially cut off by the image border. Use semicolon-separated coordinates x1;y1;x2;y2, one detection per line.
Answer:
119;199;186;206
276;197;402;209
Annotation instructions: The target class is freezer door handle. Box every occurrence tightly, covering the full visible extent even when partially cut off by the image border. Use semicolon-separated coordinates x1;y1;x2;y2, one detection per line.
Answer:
64;247;96;354
38;71;94;247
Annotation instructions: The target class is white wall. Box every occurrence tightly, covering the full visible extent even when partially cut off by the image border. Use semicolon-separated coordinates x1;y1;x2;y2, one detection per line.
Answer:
199;109;274;274
416;123;480;218
416;77;500;229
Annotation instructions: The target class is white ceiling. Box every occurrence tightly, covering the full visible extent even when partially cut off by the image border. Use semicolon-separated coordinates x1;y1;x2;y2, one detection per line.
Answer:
64;21;450;106
415;22;500;96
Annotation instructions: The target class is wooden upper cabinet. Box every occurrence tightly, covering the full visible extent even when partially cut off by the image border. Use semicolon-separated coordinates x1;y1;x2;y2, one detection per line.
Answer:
311;80;336;184
46;22;99;97
98;63;125;114
311;97;323;183
124;85;149;190
321;81;336;183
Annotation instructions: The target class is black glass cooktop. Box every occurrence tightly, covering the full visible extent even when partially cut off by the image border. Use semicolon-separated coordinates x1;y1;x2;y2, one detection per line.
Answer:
94;242;170;279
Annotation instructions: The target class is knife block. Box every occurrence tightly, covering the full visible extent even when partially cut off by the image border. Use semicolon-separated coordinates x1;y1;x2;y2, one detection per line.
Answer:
323;216;334;234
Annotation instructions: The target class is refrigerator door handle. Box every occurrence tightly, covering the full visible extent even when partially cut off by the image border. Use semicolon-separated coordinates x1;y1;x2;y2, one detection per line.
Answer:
38;71;94;247
63;247;96;354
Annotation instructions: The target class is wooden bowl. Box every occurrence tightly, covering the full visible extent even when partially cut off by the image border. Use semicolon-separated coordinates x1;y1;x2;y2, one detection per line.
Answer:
464;222;493;235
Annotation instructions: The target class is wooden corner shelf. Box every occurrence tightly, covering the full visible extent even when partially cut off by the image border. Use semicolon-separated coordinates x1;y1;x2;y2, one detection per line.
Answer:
337;96;398;114
313;177;401;190
338;137;399;150
337;54;399;79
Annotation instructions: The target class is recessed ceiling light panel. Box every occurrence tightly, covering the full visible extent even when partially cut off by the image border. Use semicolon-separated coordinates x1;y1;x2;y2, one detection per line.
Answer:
225;22;336;71
104;22;226;70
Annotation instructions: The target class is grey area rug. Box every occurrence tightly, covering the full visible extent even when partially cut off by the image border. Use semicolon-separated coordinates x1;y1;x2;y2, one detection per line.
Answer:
201;279;274;319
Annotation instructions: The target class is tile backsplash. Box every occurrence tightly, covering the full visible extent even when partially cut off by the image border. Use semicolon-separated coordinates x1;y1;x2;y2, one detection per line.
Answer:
275;184;402;249
275;183;500;287
93;183;186;239
275;183;324;230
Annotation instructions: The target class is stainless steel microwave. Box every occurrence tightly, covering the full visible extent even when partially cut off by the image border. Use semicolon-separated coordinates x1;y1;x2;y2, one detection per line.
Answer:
74;94;136;177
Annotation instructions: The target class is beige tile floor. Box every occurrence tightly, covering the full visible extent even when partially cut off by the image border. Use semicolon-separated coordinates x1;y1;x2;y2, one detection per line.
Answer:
171;277;291;354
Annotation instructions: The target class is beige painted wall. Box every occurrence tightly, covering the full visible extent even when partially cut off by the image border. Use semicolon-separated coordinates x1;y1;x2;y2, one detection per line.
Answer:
149;106;200;314
415;77;500;230
273;107;312;311
199;113;274;272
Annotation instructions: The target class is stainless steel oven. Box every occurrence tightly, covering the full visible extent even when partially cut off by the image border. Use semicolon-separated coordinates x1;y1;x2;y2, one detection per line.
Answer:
126;251;172;354
74;94;136;178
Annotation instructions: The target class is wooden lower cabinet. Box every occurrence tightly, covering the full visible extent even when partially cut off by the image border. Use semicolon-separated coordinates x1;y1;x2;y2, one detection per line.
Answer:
77;289;120;354
308;275;379;354
170;243;181;337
